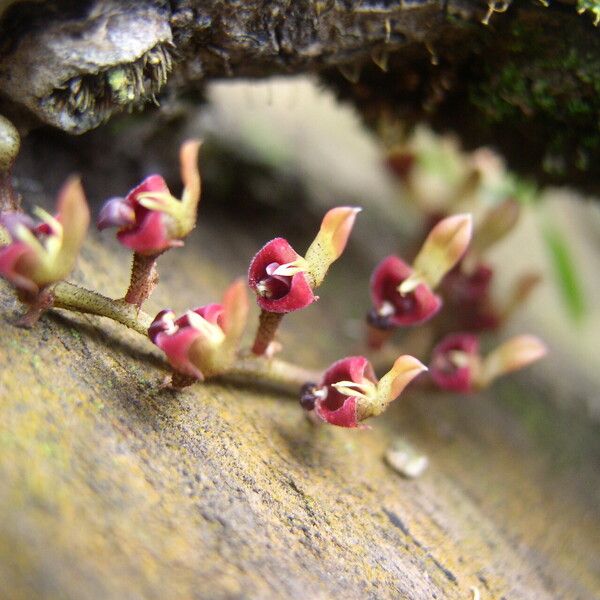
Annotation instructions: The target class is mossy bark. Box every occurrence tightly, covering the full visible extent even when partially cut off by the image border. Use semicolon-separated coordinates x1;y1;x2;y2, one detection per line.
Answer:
1;1;600;187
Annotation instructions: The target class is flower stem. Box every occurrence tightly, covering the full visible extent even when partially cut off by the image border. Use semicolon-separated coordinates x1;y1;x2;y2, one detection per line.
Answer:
16;287;55;327
366;324;394;350
53;281;152;335
251;310;284;355
29;283;321;393
227;356;322;391
124;252;161;307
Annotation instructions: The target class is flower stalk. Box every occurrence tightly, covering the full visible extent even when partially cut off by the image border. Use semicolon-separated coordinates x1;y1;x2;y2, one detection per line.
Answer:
123;251;162;308
14;279;319;391
251;310;284;356
52;281;153;334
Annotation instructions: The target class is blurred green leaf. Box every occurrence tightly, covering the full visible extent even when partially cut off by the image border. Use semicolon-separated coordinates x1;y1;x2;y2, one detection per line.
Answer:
543;223;586;322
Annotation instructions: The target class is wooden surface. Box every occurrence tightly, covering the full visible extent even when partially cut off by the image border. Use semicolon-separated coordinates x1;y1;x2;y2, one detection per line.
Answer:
1;210;599;599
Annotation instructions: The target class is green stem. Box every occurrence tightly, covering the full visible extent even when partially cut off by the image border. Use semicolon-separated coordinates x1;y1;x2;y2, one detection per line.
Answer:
44;282;321;391
227;356;321;391
52;281;152;335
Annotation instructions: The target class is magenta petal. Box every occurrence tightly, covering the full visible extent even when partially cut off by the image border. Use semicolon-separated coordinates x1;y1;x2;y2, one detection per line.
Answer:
193;303;224;326
370;255;442;326
0;241;38;293
248;237;316;313
314;356;377;428
315;395;359;428
322;356;374;390
117;211;172;255
126;174;170;204
371;256;413;306
148;309;175;343
97;197;135;230
443;264;493;304
405;284;442;326
248;238;299;284
257;272;315;313
430;333;479;393
154;327;204;380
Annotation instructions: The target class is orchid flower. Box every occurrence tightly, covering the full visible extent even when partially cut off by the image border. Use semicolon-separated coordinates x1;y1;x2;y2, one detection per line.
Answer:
300;354;426;428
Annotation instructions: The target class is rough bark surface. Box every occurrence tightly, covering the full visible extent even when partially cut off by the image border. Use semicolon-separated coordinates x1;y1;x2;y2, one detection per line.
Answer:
0;202;599;599
1;1;600;185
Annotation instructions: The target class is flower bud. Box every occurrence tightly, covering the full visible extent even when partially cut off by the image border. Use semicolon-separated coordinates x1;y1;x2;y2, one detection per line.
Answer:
98;140;201;255
149;279;248;382
468;199;520;261
0;176;89;296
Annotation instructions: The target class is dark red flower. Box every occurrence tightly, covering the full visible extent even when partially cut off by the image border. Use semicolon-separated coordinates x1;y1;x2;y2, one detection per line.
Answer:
248;237;316;313
429;333;480;393
314;356;376;428
98;175;182;255
442;263;500;331
368;255;442;329
98;140;201;256
301;354;426;428
149;279;248;381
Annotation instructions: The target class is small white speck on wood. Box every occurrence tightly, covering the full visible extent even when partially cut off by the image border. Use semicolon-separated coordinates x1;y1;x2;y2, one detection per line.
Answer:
385;438;429;479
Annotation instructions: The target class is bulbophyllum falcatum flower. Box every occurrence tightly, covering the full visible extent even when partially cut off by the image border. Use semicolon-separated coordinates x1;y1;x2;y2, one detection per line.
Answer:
367;213;473;349
430;332;547;392
300;354;427;428
248;206;361;355
440;200;540;332
440;264;500;332
428;333;481;392
0;176;89;299
149;279;248;385
97;140;201;255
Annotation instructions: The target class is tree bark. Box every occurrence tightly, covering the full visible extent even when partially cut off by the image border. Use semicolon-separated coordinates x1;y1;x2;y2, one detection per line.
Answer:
0;189;599;599
1;1;600;187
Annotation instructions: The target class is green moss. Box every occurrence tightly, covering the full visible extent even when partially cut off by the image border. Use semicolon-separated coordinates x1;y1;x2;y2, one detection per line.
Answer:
469;11;600;176
577;0;600;26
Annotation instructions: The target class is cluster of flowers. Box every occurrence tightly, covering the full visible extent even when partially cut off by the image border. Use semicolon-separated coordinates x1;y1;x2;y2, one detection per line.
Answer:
0;140;546;430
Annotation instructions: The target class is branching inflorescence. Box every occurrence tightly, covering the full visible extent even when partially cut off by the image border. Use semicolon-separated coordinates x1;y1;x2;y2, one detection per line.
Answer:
0;139;547;430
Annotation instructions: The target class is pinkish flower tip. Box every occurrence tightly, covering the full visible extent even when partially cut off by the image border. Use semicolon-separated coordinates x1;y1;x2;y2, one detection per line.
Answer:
411;213;473;291
304;206;361;287
479;334;547;388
